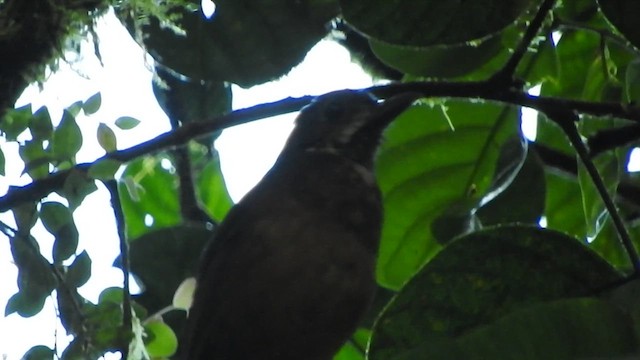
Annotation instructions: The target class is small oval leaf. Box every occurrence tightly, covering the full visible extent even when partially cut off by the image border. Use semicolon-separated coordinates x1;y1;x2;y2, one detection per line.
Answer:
83;92;102;115
39;202;73;232
173;277;196;311
52;223;79;264
4;290;47;318
52;111;83;161
88;159;122;180
30;106;53;141
97;123;117;152
67;250;92;288
115;116;141;130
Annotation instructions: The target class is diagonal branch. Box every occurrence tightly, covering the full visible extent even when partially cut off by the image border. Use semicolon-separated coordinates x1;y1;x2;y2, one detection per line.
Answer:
2;81;640;212
545;109;640;274
488;0;558;86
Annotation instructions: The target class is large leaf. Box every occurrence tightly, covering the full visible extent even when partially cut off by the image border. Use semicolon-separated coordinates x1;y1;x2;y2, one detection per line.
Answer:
476;139;546;225
131;0;339;87
369;226;624;359
196;151;234;222
340;0;533;46
388;298;638;359
375;101;522;289
369;35;502;79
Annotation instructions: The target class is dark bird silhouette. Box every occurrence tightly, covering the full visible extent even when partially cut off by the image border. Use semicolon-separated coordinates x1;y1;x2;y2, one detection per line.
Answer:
183;90;418;360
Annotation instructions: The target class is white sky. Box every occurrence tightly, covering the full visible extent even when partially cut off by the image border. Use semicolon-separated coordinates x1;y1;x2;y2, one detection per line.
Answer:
0;8;374;359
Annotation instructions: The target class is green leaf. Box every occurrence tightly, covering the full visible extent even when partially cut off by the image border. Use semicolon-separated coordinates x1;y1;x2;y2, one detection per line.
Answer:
51;110;83;161
132;0;339;86
388;298;638;359
40;202;79;263
477;140;546;225
97;122;117;152
545;172;586;234
66;250;92;288
144;320;178;357
4;290;47;318
370;35;502;79
40;201;73;231
87;159;122;180
19;140;50;179
334;328;370;360
118;157;181;240
29;106;53;141
12;201;38;233
114;116;141;130
369;225;623;359
22;345;54;360
83;92;102;115
59;169;98;210
540;30;600;99
196;152;233;222
115;225;210;313
340;0;532;46
0;104;32;140
172;277;196;311
10;234;56;305
375;101;522;289
52;223;79;264
66;100;83;117
98;287;124;304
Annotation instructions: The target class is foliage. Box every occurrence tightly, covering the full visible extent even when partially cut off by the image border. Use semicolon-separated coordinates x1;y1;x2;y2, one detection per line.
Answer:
2;0;640;359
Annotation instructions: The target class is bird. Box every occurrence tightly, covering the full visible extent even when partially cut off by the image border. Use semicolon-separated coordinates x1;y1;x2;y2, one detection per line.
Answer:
182;89;419;360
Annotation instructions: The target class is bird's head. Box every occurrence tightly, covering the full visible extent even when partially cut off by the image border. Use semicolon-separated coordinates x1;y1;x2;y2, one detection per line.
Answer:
281;90;419;168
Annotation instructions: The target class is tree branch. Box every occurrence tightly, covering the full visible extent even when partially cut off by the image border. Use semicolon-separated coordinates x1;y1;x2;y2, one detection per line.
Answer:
2;81;640;212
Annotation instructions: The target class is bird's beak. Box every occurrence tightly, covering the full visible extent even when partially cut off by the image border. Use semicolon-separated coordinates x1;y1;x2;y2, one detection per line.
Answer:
371;92;422;127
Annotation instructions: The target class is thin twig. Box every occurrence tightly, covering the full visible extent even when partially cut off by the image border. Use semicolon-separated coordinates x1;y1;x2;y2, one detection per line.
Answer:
547;110;640;274
489;0;558;86
104;180;132;356
2;83;640;212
